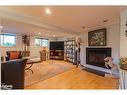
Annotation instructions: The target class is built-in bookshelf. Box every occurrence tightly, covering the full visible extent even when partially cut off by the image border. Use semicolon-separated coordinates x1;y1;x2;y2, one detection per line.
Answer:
64;38;76;64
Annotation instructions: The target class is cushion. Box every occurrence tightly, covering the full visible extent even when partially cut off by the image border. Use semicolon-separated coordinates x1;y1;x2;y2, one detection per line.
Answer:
9;51;20;60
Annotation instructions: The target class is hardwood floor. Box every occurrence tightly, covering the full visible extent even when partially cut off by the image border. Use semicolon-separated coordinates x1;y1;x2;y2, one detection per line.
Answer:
25;61;118;89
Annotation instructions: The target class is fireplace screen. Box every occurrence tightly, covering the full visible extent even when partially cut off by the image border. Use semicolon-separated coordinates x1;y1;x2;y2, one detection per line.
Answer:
89;53;106;63
86;48;111;68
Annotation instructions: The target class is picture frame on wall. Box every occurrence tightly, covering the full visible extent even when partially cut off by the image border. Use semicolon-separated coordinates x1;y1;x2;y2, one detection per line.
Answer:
88;28;107;46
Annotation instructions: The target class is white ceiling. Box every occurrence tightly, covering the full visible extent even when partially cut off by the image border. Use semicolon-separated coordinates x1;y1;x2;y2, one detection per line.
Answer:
1;18;74;38
0;6;125;37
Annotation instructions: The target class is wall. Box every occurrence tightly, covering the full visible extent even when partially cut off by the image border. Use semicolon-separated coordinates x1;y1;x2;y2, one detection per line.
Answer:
120;8;127;57
50;37;72;41
30;36;76;58
1;32;23;60
30;36;42;57
0;32;52;59
119;8;127;89
0;30;72;60
79;23;120;72
30;36;51;58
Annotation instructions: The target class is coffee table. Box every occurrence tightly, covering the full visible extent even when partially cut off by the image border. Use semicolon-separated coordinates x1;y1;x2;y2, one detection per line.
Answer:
25;57;42;74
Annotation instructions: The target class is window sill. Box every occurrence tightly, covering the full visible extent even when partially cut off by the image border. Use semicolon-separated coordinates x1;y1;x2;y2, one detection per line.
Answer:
0;45;17;48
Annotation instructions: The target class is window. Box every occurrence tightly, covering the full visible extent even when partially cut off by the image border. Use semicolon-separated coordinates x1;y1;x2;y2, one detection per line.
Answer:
0;34;16;46
35;38;49;47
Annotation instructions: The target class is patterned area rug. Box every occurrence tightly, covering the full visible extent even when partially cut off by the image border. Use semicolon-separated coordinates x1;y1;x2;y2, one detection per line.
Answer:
25;60;75;87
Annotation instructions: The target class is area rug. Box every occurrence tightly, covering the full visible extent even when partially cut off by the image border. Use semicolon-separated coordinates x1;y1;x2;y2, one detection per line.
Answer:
25;60;75;87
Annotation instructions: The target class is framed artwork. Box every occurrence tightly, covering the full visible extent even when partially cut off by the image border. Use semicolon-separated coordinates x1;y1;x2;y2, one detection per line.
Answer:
88;28;107;46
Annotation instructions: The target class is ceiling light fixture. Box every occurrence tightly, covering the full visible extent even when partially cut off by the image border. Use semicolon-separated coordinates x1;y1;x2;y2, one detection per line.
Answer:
0;25;3;29
38;32;41;35
53;35;56;37
45;8;51;15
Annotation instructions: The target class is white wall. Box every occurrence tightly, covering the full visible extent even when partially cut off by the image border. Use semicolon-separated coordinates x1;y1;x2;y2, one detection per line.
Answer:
79;23;120;72
50;37;71;41
1;32;23;59
30;36;51;58
120;8;127;57
29;36;42;57
0;33;52;59
119;8;127;89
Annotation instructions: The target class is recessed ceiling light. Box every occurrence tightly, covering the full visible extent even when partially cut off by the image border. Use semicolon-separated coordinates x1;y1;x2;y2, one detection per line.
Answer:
0;25;3;29
45;8;51;14
38;32;41;35
53;35;56;37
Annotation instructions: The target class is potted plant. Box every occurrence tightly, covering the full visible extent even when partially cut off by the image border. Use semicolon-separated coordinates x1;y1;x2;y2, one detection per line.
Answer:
119;57;127;69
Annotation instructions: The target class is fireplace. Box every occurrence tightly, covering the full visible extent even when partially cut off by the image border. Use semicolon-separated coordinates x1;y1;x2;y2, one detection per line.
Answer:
86;48;111;68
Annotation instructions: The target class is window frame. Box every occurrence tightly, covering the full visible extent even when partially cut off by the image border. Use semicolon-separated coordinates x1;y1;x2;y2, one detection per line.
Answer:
0;33;16;47
35;37;49;47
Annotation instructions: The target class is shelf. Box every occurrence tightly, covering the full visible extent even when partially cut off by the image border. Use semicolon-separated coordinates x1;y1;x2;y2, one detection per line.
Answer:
64;39;76;63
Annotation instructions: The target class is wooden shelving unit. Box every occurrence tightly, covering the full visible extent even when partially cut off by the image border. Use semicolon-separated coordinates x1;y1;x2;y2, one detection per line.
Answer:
64;38;76;64
50;50;64;60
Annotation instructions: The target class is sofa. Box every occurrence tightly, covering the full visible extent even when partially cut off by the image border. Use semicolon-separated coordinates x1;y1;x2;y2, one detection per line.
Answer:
5;51;22;61
1;59;27;89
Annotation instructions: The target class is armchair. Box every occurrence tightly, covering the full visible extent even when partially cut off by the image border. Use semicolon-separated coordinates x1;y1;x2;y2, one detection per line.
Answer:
1;59;27;89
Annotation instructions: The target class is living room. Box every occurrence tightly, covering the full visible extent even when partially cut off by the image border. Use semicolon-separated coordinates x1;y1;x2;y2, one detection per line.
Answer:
0;6;127;90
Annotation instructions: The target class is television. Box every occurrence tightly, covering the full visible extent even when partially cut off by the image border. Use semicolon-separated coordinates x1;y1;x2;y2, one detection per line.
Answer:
50;41;64;50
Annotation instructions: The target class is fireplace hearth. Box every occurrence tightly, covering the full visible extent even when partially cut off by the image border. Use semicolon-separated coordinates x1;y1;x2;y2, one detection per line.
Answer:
86;48;111;68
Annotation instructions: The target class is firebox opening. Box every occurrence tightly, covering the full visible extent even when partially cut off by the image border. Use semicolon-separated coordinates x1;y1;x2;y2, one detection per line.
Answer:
86;48;111;68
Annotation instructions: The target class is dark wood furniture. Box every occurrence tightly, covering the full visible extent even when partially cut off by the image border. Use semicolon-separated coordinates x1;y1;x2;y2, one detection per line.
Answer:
1;59;27;89
50;50;64;60
49;41;64;60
